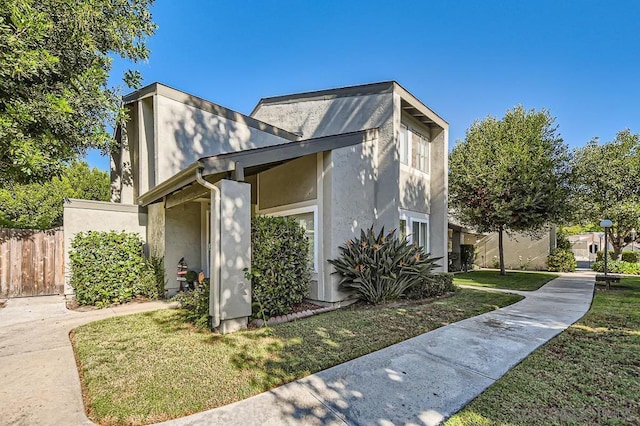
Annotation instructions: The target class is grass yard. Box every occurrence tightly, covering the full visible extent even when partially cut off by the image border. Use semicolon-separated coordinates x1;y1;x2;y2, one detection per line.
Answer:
447;277;640;425
71;288;521;425
453;270;559;291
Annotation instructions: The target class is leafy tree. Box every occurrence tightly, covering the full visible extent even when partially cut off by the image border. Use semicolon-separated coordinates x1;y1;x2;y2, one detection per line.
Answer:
0;161;109;229
573;129;640;260
449;105;572;275
0;0;155;184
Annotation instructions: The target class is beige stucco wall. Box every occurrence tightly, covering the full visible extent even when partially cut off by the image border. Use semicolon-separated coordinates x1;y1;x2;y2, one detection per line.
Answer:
475;229;556;271
163;202;202;296
258;155;317;209
63;199;148;295
155;95;292;185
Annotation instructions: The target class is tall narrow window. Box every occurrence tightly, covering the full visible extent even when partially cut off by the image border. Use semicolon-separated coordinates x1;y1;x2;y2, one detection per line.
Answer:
399;124;409;165
288;212;315;270
412;131;429;173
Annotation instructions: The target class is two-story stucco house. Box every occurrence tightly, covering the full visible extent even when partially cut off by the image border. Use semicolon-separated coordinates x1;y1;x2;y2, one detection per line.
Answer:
63;81;448;333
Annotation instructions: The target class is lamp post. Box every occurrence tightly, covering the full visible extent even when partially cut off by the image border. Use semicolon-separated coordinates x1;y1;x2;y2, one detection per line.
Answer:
631;229;637;253
600;219;613;278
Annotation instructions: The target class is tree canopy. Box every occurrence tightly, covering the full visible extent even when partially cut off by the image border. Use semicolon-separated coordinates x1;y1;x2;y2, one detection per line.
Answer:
0;161;110;229
449;105;572;274
0;0;155;184
573;129;640;259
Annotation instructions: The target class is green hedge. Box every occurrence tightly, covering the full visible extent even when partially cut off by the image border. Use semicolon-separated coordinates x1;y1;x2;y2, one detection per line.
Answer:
69;231;159;307
329;226;445;304
591;260;640;275
621;251;640;263
546;248;577;272
596;250;617;261
250;215;311;318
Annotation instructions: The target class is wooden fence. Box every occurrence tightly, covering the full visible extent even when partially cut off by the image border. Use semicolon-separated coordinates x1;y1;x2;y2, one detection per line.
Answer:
0;228;64;298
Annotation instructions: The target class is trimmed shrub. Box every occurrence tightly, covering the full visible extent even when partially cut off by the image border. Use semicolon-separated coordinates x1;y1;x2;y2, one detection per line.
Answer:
172;279;210;328
546;248;577;272
250;215;311;318
621;251;639;263
596;250;617;262
591;260;640;275
69;231;158;307
407;272;456;299
329;226;442;304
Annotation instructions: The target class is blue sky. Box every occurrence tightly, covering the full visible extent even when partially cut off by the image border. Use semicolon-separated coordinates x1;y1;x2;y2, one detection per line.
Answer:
88;0;640;171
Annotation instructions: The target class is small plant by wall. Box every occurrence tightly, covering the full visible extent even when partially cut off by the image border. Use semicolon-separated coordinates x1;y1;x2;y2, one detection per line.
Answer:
546;248;577;272
172;279;210;328
69;231;159;307
250;215;311;318
329;226;446;304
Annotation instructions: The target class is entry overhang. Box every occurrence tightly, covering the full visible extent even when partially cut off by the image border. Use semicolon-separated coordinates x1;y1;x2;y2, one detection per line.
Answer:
138;128;379;207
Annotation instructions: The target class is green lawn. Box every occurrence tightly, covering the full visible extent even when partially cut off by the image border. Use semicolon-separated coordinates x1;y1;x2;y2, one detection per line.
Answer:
453;270;559;291
71;289;521;425
446;277;640;425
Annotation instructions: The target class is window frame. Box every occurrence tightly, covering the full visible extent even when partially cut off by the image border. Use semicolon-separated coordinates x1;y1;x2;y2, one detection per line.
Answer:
263;204;319;273
400;121;430;175
399;210;430;252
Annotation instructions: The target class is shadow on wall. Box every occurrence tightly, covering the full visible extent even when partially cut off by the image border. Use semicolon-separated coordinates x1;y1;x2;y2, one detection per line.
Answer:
310;95;391;138
401;175;429;216
166;97;287;181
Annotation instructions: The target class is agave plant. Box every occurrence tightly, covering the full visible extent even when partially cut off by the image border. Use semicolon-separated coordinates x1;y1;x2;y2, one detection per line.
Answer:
328;226;441;304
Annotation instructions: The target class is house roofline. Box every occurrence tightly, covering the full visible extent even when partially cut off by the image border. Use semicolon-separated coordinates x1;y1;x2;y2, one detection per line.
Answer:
122;82;301;142
250;80;448;129
138;129;379;207
251;81;396;115
393;82;449;128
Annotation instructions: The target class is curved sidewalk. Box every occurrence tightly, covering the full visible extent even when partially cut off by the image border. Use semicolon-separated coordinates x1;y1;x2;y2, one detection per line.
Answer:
162;273;594;426
0;296;173;426
0;273;594;426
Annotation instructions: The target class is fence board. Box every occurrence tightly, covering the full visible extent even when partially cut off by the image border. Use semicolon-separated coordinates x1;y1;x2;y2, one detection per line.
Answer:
0;228;64;298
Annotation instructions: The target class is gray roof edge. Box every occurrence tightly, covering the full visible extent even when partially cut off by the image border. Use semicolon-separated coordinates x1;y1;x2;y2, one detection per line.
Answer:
137;128;379;207
392;82;449;127
250;81;396;115
122;82;300;142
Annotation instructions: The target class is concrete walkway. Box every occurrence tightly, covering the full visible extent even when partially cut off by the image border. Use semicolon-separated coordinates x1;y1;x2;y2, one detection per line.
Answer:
0;296;173;426
161;273;594;426
0;273;594;426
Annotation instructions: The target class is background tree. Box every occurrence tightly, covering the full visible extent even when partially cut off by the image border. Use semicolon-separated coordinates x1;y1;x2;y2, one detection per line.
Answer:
449;105;572;275
0;161;109;229
0;0;155;184
573;129;640;259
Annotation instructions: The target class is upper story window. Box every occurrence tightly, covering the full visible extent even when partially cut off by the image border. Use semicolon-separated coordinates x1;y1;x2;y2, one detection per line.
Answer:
412;131;429;173
400;122;430;173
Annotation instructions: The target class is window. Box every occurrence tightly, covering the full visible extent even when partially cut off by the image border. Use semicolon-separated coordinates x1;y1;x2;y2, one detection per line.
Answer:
412;131;429;173
267;205;318;272
399;124;409;165
400;122;430;174
288;211;315;269
399;210;430;251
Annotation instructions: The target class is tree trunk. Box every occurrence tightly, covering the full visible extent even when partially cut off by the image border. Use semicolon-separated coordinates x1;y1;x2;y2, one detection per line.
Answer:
498;226;506;276
610;229;622;260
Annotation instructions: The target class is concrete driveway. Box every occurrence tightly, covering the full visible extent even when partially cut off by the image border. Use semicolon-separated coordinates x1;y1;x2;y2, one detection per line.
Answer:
0;273;594;426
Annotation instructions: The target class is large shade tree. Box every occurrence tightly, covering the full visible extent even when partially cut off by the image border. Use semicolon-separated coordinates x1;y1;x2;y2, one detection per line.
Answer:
0;0;155;184
0;161;110;229
449;105;572;275
573;129;640;259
